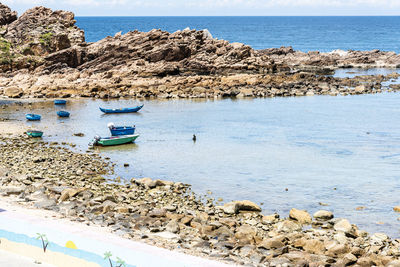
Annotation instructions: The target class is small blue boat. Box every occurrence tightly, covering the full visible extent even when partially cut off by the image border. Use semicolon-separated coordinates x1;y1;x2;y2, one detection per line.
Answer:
26;114;41;121
54;99;67;105
99;104;144;114
109;126;136;136
57;111;70;117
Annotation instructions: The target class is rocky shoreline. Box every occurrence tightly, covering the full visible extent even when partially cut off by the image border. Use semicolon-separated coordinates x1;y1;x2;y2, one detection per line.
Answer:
0;4;399;99
1;135;400;266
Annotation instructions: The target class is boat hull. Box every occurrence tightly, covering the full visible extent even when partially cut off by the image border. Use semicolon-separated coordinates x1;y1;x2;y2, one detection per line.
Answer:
26;131;43;137
110;126;135;136
99;105;143;114
54;100;67;105
57;111;70;117
26;114;41;121
97;134;139;146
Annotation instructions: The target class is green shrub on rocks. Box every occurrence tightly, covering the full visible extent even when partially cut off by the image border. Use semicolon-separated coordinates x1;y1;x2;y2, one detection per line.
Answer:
39;32;53;47
0;37;15;65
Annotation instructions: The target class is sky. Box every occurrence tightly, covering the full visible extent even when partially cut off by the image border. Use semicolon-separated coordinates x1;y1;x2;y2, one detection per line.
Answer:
2;0;400;16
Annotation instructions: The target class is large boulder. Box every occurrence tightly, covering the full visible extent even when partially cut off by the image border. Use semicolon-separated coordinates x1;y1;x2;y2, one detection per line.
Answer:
4;87;23;98
0;3;17;26
4;6;85;56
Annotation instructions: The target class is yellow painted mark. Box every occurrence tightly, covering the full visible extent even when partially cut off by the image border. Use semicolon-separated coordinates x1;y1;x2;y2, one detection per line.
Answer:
65;241;77;249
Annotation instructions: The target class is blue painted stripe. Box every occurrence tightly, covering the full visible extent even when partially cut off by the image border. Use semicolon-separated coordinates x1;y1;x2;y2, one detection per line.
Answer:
0;229;135;267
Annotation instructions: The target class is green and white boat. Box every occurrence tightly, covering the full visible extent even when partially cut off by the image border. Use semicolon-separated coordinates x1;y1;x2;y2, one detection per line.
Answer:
26;130;43;138
90;134;139;146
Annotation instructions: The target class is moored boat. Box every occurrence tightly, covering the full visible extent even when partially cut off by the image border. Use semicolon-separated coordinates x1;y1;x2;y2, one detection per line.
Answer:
26;130;43;137
89;134;139;146
26;114;41;121
57;110;70;117
54;99;67;105
99;104;144;114
107;122;135;136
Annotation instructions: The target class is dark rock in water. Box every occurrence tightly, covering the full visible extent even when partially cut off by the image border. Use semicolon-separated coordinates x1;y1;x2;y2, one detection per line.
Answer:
73;132;85;137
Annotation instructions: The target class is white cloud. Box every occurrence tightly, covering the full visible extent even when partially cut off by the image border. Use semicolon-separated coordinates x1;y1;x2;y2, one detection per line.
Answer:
183;0;400;8
2;0;400;15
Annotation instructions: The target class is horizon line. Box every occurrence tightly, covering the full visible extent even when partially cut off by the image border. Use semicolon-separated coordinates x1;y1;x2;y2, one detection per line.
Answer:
75;15;400;17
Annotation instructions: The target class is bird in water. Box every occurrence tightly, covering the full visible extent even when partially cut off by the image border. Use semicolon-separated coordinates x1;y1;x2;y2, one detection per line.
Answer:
192;134;197;142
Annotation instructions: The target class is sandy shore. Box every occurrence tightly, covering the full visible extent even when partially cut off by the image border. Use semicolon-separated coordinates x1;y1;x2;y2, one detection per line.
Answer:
0;121;26;135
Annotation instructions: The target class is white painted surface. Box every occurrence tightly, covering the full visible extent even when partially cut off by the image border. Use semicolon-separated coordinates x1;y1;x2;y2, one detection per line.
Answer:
0;198;235;267
0;250;55;267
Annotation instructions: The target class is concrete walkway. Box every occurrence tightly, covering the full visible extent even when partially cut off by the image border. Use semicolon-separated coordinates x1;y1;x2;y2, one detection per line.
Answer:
0;197;235;267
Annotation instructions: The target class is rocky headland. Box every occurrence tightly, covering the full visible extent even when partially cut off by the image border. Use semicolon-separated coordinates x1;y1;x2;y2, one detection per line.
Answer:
0;3;399;99
2;135;400;266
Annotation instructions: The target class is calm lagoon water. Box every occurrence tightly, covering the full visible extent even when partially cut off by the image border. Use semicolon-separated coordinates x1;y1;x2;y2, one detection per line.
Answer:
2;92;400;236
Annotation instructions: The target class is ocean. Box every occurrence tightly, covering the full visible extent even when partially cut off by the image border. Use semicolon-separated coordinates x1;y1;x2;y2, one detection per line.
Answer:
76;16;400;52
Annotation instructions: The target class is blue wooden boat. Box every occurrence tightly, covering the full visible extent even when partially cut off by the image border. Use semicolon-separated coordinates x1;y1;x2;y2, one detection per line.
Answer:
57;111;70;117
110;126;135;136
99;104;144;114
26;114;41;121
54;99;67;105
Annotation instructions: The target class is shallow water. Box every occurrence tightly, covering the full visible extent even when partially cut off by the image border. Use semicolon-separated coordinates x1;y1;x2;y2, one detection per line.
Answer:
2;94;400;236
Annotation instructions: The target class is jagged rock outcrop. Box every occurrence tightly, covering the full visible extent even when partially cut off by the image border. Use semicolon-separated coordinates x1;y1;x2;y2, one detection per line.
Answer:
261;46;400;69
79;28;280;77
0;3;399;99
0;3;17;26
4;6;84;56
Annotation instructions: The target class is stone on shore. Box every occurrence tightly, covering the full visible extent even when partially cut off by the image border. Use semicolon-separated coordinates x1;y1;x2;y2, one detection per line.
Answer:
4;87;23;98
59;188;85;202
222;200;261;214
333;219;354;236
289;208;312;224
133;177;171;188
313;210;334;221
235;225;257;245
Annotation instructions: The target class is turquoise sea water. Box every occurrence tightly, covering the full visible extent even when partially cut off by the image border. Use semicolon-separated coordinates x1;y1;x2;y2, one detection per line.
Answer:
76;16;400;52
